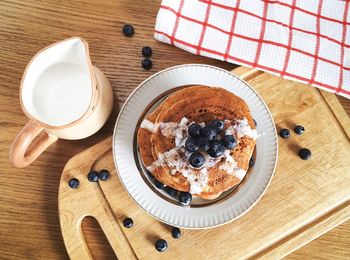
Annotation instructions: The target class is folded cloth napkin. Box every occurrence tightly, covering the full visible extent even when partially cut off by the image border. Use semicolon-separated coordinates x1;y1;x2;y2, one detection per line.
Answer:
154;0;350;99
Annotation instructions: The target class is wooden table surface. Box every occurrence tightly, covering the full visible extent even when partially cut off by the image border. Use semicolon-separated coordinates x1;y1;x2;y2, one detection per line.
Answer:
0;1;349;259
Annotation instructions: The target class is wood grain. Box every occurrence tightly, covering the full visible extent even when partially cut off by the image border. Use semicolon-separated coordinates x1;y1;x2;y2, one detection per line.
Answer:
0;0;349;259
287;220;350;260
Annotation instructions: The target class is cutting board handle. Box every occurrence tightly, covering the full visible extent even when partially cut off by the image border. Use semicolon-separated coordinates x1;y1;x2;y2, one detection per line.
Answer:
58;137;137;260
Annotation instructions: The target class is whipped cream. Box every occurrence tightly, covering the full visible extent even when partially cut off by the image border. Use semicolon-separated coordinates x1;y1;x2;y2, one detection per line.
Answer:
225;118;257;140
235;168;247;180
159;117;189;146
146;117;210;194
144;117;255;194
147;145;209;194
187;168;208;194
219;150;246;180
140;119;158;133
198;122;206;128
158;149;187;175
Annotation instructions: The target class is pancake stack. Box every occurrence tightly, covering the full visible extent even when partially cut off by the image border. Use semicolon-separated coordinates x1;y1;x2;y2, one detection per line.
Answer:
137;86;257;200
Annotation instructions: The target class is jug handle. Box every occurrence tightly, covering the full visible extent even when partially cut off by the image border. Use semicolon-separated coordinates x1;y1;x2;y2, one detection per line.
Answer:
10;120;58;168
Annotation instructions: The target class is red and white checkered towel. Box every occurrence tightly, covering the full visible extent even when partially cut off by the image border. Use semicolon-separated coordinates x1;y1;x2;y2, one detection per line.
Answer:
154;0;350;99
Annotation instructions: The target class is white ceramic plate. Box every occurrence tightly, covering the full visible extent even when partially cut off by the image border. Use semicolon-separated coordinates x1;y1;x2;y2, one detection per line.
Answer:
113;64;278;229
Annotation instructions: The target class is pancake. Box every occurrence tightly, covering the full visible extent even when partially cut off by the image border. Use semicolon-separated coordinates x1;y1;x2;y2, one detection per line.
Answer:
138;86;210;167
137;86;257;200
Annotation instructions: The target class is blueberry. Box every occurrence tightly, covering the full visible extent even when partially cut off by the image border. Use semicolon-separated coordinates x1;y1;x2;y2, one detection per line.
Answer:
122;24;134;37
253;119;257;126
189;152;205;168
185;137;199;152
68;178;79;189
188;124;202;138
249;157;255;167
141;58;152;70
179;192;192;206
171;227;181;238
211;120;224;131
201;125;217;140
87;171;99;182
98;169;110;181
155;180;166;189
207;140;225;158
155;239;168;252
222;135;237;149
279;128;290;139
197;137;210;151
164;186;178;197
123;217;133;228
294;125;305;135
298;148;311;160
142;46;152;57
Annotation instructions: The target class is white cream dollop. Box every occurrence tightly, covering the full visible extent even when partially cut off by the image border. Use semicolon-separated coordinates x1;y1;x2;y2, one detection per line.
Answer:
235;168;247;180
219;150;247;180
159;117;189;146
188;168;208;194
225;118;257;140
140;119;158;133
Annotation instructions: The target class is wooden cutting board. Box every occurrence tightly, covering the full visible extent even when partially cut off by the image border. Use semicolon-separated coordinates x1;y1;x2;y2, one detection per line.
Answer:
58;66;350;259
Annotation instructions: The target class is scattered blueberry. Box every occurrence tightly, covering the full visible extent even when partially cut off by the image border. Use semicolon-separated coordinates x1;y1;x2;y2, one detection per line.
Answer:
142;46;152;57
179;192;192;206
201;125;217;140
155;180;166;189
253;119;257;127
189;152;205;168
87;171;99;182
122;24;134;37
207;140;225;158
155;239;168;252
141;58;152;70
123;217;133;228
185;137;199;152
298;148;311;160
68;178;79;189
188;124;202;138
249;157;255;167
197;137;210;151
164;186;178;197
222;135;237;149
171;227;181;238
98;169;110;181
279;128;290;139
211;120;224;131
294;125;305;135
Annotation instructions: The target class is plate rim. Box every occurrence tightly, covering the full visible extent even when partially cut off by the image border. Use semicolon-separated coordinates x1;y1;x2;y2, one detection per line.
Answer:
112;64;278;229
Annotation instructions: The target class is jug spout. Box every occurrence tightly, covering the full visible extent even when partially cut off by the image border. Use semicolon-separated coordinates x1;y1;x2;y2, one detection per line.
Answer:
23;37;93;80
20;37;96;127
52;37;93;68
